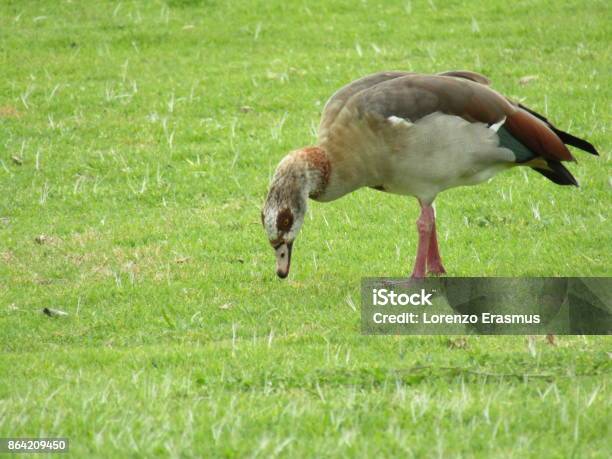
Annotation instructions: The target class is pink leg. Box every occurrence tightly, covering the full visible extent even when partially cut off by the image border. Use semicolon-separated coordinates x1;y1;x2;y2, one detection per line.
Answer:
411;204;435;279
427;220;446;275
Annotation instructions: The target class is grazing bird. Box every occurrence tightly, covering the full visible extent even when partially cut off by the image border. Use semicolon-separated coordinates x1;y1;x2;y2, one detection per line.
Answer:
261;71;598;279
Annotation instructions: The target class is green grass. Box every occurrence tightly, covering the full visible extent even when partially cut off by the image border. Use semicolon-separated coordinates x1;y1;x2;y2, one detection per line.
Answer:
0;0;610;457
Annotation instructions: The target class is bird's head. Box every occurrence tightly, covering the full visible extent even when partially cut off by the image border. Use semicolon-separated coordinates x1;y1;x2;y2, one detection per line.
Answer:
261;180;306;278
261;203;304;278
262;147;329;278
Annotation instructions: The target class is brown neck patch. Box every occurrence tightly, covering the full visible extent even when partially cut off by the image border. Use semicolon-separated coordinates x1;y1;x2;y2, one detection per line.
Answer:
301;146;331;199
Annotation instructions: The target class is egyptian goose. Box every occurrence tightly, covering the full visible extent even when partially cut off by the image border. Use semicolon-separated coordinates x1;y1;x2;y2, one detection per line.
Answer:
262;71;598;279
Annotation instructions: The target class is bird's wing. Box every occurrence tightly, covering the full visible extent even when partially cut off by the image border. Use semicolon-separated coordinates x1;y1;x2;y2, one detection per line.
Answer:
347;74;576;164
319;71;412;133
320;70;491;133
437;70;491;86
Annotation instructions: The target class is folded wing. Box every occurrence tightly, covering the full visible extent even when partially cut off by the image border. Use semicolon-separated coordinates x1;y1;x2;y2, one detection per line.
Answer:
322;72;598;186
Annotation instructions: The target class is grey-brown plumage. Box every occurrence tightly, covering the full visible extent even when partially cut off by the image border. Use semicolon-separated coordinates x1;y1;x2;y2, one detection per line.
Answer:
263;70;599;279
321;72;598;190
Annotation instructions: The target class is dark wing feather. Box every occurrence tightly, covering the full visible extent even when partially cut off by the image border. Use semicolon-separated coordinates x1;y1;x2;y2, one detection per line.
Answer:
532;162;579;186
518;103;599;156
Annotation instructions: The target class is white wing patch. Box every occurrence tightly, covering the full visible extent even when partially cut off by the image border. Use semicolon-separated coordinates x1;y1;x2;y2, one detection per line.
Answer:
489;117;506;132
387;115;413;128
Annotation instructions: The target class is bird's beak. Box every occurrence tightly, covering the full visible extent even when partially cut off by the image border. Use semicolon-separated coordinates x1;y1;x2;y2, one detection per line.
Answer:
275;242;293;278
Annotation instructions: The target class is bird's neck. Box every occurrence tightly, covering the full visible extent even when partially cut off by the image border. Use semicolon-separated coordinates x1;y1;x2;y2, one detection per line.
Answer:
285;146;331;200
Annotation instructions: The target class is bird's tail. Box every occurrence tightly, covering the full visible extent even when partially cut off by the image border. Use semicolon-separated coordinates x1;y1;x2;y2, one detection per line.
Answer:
515;104;599;186
519;104;599;157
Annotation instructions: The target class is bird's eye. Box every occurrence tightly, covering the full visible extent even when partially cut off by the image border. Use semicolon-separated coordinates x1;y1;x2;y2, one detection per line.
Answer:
277;208;293;232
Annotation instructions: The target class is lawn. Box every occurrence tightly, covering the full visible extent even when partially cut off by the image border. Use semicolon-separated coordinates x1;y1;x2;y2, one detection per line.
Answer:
0;0;610;457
